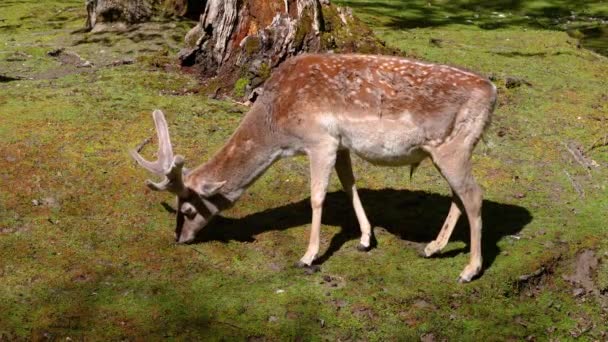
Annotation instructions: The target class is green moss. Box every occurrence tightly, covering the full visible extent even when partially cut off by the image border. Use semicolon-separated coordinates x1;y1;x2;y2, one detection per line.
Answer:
258;62;271;81
319;4;396;54
198;77;221;97
244;36;261;56
233;77;249;98
294;11;313;50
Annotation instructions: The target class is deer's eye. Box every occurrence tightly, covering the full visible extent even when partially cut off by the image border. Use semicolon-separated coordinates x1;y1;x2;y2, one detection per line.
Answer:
181;203;197;218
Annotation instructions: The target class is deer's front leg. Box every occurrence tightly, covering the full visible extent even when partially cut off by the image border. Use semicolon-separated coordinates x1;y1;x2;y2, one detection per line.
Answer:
424;199;462;257
296;145;337;267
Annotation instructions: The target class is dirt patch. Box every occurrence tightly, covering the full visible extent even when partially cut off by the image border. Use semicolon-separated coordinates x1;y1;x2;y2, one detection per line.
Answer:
563;249;599;295
47;48;91;67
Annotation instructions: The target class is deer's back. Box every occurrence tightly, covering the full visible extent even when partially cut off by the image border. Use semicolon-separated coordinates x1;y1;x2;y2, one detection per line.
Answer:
261;54;496;164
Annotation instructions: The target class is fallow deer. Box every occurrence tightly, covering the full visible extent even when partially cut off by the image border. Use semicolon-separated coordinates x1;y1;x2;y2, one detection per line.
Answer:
131;53;497;282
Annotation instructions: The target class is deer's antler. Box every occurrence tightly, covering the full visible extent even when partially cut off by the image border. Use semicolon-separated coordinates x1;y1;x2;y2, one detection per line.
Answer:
130;110;187;196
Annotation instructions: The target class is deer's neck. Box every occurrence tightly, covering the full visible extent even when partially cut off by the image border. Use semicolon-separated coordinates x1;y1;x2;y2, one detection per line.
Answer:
188;108;280;203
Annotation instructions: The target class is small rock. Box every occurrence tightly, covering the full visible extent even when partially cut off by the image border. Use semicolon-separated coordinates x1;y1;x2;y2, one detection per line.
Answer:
420;332;436;342
79;61;93;68
32;199;40;206
318;318;325;328
275;289;284;294
514;192;526;199
268;315;278;323
41;197;58;208
572;288;585;297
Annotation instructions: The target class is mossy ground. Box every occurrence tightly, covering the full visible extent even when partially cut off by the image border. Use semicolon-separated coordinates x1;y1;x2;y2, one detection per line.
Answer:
1;0;607;340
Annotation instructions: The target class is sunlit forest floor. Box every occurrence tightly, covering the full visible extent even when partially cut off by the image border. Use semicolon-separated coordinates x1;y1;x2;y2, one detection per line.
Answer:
1;0;607;340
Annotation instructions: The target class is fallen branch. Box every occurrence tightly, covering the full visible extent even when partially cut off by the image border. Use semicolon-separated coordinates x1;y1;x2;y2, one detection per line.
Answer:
564;170;584;198
563;141;594;175
518;266;546;282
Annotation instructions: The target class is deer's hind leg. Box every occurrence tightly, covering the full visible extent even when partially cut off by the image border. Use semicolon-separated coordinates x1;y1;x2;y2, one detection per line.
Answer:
335;149;373;251
430;142;483;283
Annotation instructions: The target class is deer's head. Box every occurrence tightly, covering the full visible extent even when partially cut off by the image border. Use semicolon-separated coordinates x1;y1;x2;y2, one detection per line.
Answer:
130;110;225;244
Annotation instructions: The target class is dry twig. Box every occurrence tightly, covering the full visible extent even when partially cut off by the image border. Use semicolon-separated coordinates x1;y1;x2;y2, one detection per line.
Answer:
585;134;608;153
564;170;584;198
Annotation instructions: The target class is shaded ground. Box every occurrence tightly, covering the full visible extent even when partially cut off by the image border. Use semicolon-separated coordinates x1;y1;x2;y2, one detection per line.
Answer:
1;0;608;340
336;0;608;30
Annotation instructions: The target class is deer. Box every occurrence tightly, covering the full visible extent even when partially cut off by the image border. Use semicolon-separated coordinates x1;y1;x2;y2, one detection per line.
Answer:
130;53;497;283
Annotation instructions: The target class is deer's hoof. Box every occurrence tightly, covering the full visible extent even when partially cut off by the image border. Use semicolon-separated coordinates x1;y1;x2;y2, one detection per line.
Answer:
423;241;440;258
457;264;481;283
457;276;469;284
356;243;371;252
294;260;309;268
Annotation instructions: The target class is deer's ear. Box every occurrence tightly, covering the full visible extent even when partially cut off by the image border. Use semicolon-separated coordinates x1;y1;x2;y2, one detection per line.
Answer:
199;181;226;197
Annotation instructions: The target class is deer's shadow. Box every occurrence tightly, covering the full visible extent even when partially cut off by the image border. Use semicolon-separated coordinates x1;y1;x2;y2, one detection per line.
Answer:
187;188;532;270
